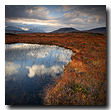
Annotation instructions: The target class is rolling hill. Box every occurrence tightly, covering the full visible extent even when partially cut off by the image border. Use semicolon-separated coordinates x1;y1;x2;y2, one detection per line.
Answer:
50;27;79;33
83;27;106;33
50;27;106;34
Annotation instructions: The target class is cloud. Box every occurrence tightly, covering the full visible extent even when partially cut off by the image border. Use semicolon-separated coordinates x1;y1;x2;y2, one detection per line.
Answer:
5;43;50;62
5;43;73;79
26;64;64;78
20;27;29;31
5;5;106;32
5;43;73;66
56;49;72;64
62;5;74;12
27;51;49;58
55;5;106;30
5;5;50;20
57;54;70;64
56;7;62;12
61;5;106;18
25;46;73;78
5;61;20;76
56;5;106;30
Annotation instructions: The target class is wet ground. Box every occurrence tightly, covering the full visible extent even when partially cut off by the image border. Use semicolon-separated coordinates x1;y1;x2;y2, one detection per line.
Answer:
5;43;73;105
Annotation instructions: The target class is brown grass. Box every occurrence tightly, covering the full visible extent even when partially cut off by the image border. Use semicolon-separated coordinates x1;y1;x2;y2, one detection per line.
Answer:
5;32;106;105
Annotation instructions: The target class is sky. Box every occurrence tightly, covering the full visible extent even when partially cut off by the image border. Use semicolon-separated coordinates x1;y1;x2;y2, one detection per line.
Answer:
5;5;106;32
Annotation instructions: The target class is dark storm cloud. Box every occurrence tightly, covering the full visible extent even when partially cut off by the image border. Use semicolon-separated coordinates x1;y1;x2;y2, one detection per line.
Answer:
74;5;106;19
62;5;106;15
5;5;50;20
59;5;106;30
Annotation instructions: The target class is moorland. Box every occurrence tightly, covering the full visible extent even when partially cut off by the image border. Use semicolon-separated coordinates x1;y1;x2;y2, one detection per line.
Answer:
5;32;106;105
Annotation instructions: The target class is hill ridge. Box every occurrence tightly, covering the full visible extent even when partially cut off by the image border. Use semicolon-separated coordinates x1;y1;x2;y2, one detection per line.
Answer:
50;27;106;34
50;27;79;33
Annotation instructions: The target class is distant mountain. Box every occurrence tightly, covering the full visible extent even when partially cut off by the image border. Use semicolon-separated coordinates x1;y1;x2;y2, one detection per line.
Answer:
5;26;45;34
50;27;106;34
50;27;79;33
28;28;45;33
82;27;106;33
5;26;23;31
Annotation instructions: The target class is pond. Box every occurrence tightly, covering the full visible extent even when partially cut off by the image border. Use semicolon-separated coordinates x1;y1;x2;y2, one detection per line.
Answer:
5;43;73;105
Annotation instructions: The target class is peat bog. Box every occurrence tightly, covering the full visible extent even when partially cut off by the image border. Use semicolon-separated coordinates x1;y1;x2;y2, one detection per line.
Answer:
5;32;106;105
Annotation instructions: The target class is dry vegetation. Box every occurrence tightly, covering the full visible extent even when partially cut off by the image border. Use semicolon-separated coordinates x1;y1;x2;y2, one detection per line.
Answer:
5;32;106;105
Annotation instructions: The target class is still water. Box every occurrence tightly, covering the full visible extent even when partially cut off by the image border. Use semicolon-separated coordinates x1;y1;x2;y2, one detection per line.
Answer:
5;43;73;105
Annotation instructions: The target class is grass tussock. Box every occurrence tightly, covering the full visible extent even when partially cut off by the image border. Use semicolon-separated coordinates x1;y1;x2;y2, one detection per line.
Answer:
43;68;106;105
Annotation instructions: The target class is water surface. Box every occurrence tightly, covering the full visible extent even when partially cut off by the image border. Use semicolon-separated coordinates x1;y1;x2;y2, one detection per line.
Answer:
5;43;73;105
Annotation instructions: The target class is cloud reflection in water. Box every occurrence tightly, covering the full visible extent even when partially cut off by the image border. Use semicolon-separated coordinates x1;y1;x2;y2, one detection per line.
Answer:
26;64;64;78
5;61;20;76
5;43;72;78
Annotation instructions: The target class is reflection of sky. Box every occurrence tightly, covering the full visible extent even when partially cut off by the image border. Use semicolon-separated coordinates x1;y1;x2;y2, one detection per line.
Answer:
5;43;72;79
5;43;72;105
